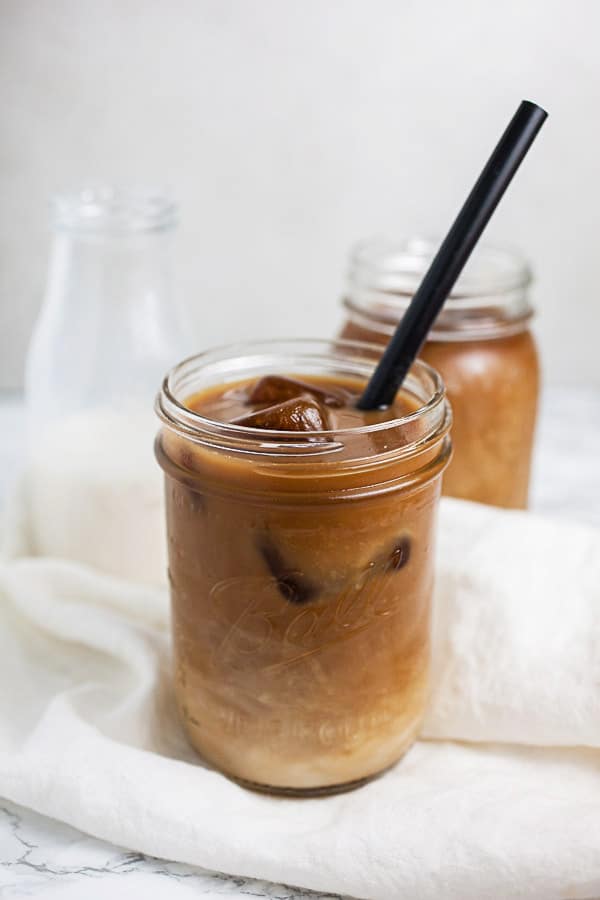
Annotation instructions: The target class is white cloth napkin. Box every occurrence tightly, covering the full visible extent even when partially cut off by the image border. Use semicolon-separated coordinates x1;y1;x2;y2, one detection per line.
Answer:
1;496;600;900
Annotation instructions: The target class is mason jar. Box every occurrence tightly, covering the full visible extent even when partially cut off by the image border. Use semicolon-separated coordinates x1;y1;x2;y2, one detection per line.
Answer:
155;338;451;795
339;237;539;508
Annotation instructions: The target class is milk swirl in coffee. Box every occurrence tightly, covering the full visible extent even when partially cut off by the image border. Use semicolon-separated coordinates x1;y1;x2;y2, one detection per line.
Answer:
155;342;451;794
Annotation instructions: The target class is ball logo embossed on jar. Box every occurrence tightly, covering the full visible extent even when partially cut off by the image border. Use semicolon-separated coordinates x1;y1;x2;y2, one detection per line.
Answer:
209;537;413;672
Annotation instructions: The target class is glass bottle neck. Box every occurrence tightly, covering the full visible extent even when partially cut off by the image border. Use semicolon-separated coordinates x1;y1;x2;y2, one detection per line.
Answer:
47;228;174;310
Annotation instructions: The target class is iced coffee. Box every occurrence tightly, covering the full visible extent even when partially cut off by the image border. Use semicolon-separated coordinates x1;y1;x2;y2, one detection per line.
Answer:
155;339;451;794
340;238;539;508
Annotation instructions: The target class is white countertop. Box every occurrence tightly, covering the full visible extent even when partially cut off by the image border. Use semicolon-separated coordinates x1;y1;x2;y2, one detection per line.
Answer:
1;387;599;900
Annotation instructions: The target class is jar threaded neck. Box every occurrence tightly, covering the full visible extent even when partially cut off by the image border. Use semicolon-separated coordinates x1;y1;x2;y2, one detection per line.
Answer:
345;237;534;341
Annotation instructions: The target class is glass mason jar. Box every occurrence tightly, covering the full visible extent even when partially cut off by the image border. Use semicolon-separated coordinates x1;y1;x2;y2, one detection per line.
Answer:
25;186;188;584
155;339;451;795
339;237;540;509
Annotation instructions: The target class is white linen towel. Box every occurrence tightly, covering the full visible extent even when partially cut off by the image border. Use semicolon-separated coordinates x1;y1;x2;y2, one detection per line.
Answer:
1;496;599;900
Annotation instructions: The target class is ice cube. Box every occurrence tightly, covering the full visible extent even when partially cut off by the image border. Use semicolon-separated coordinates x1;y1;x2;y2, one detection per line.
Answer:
258;536;317;604
384;536;411;572
247;375;344;408
354;536;412;585
232;396;331;432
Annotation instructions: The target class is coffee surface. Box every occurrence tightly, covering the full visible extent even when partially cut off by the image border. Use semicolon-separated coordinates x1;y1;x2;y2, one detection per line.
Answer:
186;374;419;432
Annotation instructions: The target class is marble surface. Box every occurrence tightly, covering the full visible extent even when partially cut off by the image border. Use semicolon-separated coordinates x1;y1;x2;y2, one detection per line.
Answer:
0;386;599;900
0;800;344;900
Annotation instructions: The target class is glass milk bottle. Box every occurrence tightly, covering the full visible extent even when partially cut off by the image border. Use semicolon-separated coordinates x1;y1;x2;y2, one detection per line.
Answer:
25;186;188;584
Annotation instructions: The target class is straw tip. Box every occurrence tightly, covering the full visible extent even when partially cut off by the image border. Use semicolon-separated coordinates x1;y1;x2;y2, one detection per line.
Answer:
521;99;548;119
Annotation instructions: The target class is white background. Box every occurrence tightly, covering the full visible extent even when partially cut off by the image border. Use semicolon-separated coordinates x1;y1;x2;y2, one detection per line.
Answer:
1;0;598;389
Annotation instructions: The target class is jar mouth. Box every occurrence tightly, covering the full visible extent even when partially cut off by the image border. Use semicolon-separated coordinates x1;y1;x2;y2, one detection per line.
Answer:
156;338;450;457
53;185;177;233
351;236;532;298
346;236;534;340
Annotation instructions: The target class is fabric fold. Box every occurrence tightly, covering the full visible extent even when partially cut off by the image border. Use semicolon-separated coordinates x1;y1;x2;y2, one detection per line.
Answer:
425;499;600;747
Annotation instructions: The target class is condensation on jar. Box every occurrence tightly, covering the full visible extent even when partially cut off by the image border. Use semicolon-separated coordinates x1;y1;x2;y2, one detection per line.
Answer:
339;237;540;509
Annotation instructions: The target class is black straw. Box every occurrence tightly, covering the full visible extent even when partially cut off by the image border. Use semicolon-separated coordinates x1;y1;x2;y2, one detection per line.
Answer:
357;100;547;410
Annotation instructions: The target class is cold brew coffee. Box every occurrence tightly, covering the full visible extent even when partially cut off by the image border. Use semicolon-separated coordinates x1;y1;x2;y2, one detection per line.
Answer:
340;238;539;508
156;340;451;794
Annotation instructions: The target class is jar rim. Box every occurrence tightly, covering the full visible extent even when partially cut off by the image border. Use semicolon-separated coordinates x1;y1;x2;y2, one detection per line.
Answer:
350;235;532;298
53;185;177;233
156;338;450;455
345;236;534;340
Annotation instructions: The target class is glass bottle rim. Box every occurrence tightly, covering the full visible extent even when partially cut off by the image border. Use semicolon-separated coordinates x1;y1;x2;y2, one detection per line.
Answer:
156;338;451;459
345;236;534;340
52;185;177;233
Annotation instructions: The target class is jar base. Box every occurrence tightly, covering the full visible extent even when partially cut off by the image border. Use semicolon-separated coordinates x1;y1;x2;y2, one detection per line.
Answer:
222;753;409;798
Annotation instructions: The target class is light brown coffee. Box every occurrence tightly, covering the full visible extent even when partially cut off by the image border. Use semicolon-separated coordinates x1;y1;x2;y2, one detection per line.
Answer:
156;351;451;795
341;321;539;508
340;238;539;508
